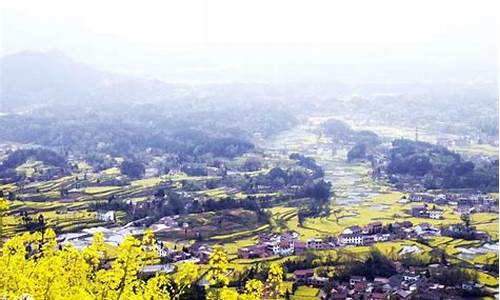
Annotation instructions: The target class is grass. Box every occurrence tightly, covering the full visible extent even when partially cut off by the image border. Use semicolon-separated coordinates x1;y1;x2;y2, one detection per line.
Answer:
101;167;120;175
292;286;320;300
130;177;164;188
81;186;122;195
477;271;499;287
455;144;499;157
210;224;270;241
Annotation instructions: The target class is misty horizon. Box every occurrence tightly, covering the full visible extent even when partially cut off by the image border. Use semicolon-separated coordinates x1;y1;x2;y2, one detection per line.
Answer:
1;0;498;84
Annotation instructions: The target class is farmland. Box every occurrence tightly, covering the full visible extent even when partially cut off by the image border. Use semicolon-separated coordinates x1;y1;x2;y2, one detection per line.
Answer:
1;115;498;298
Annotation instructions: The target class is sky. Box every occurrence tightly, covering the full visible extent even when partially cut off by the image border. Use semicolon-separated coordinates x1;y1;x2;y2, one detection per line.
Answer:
1;0;498;84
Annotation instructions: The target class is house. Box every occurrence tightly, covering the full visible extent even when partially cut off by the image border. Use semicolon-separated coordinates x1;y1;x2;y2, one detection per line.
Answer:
158;216;179;228
206;166;223;177
279;240;294;256
428;208;443;219
343;225;362;235
409;193;434;203
96;210;115;222
362;235;375;245
294;241;306;255
411;206;428;218
374;233;391;242
415;223;440;236
281;231;299;241
339;234;363;246
294;269;314;283
397;221;413;228
329;289;348;300
190;244;213;263
456;205;474;215
265;241;280;255
237;245;268;259
306;238;327;250
365;221;383;234
370;291;390;300
374;277;390;286
172;252;192;262
349;276;366;286
339;234;374;246
308;275;329;287
388;274;404;290
140;264;175;275
392;289;413;300
354;281;368;293
402;272;419;282
156;242;174;257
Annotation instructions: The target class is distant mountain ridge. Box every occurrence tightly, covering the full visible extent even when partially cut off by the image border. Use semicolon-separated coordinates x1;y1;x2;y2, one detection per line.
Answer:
0;51;177;112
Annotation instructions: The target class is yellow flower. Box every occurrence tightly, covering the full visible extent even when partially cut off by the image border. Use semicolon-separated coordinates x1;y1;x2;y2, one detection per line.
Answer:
267;263;285;299
243;279;264;300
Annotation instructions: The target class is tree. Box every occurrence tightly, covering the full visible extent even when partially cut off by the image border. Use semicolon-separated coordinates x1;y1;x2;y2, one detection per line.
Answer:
0;228;271;300
267;263;285;299
347;143;367;162
0;227;199;299
206;247;229;299
120;160;145;179
461;213;471;228
243;279;264;300
0;198;8;242
171;262;199;300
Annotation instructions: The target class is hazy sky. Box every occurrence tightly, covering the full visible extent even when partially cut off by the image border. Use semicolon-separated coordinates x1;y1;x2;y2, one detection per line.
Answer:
1;0;498;83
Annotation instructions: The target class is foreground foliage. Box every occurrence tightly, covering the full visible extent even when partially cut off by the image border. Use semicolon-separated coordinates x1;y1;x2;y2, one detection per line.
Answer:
0;198;283;299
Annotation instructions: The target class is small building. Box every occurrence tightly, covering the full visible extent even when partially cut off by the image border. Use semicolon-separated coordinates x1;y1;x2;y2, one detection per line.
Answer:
279;240;294;256
393;289;413;300
365;221;383;234
343;225;362;235
294;269;314;283
411;206;428;218
237;245;268;259
415;223;440;236
339;234;363;246
308;275;329;287
294;241;306;255
158;216;179;228
428;208;443;219
349;276;366;286
140;264;175;275
397;221;413;228
96;210;116;222
306;238;325;250
265;241;280;255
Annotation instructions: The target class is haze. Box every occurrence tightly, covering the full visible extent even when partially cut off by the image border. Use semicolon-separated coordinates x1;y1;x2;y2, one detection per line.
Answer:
1;0;497;84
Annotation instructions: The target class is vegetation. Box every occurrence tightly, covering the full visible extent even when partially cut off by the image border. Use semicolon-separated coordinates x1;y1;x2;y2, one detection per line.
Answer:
0;222;282;299
322;119;381;147
387;139;498;191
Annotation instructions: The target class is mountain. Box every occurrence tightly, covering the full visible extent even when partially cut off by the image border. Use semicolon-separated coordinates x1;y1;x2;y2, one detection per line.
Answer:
0;51;177;112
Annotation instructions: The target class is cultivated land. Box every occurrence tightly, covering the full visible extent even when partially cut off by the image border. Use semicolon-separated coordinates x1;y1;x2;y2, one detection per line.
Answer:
1;116;498;298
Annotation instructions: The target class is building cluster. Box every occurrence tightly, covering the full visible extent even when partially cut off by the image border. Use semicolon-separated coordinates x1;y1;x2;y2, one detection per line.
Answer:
407;192;498;215
410;206;443;219
292;264;487;300
155;242;213;264
237;220;454;259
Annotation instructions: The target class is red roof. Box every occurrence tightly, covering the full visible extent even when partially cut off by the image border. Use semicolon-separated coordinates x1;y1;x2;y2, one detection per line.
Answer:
294;241;306;248
293;269;314;276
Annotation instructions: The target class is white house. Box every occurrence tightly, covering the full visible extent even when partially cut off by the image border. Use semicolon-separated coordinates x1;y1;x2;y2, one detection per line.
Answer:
306;238;324;249
265;241;280;255
279;240;294;256
339;234;364;246
342;225;362;235
429;209;444;219
415;223;440;236
96;210;116;222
